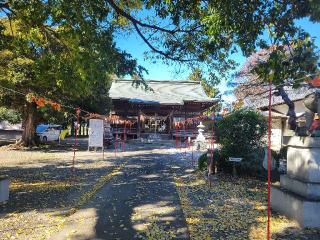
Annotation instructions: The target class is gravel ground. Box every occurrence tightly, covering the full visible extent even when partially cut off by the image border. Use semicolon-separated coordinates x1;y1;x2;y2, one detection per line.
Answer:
1;141;320;240
173;168;320;240
0;143;125;239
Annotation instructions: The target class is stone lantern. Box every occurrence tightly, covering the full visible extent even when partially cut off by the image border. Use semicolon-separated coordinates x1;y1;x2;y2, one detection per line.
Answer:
195;121;206;150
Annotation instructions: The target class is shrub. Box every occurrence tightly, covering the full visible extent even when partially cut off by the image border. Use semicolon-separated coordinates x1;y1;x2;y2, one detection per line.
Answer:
0;107;21;124
198;150;223;171
198;153;207;171
216;108;268;175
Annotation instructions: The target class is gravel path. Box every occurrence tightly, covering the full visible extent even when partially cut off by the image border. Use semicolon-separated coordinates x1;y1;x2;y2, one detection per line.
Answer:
50;146;190;240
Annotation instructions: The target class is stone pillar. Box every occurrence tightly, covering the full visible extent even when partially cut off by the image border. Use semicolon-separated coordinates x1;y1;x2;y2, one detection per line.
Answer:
271;136;320;228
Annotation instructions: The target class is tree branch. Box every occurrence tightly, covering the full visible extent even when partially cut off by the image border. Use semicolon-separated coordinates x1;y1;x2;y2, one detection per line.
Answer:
105;0;204;61
274;86;297;130
105;0;199;34
132;22;196;62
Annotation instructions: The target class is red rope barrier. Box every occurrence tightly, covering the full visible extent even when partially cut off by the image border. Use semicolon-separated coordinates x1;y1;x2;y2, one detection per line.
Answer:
267;80;272;239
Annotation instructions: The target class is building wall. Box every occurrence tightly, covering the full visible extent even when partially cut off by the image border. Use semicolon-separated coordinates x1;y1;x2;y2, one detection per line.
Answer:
0;121;22;130
273;100;306;116
271;118;283;151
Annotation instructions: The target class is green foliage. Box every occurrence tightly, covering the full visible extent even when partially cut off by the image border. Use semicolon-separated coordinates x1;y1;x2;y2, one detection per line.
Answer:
0;17;142;111
250;35;319;87
0;1;319;144
188;68;222;113
36;106;68;126
1;1;319;89
216;109;267;174
0;2;146;144
198;150;222;172
198;153;207;171
144;1;319;85
188;68;220;98
0;107;21;124
202;1;319;55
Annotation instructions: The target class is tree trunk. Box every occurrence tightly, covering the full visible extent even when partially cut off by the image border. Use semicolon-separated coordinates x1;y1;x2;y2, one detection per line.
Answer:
20;102;37;147
275;86;297;130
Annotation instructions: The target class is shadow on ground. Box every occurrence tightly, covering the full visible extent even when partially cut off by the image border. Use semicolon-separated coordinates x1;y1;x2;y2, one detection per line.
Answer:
60;150;190;239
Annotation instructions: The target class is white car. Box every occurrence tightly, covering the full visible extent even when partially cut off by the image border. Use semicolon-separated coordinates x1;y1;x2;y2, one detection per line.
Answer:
37;125;61;142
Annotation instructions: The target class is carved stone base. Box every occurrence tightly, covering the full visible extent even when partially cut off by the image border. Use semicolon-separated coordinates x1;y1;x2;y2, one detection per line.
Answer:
271;136;320;228
271;185;320;228
280;175;320;200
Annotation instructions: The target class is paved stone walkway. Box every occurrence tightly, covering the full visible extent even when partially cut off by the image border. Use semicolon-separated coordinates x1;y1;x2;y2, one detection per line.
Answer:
52;146;190;239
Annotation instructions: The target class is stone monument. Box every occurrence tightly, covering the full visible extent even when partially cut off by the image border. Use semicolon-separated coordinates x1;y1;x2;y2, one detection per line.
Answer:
271;78;320;227
271;136;320;227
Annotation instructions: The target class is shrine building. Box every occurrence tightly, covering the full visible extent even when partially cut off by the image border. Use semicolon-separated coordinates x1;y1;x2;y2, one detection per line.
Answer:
108;79;218;138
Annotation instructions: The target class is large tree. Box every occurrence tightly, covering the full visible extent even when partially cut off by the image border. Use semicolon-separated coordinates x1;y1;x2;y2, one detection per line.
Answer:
102;0;320;83
1;1;319;80
0;1;144;146
1;0;319;145
234;41;319;130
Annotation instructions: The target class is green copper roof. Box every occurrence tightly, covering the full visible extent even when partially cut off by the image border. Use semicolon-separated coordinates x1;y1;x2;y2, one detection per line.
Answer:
109;80;218;105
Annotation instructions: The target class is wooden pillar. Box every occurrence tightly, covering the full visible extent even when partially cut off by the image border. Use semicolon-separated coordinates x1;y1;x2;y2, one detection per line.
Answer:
169;111;173;134
154;113;157;134
86;120;89;136
137;109;141;138
79;123;82;136
184;104;187;131
71;118;75;136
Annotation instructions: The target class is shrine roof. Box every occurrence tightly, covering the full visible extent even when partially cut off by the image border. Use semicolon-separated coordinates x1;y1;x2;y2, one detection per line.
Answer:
244;86;316;109
109;80;219;105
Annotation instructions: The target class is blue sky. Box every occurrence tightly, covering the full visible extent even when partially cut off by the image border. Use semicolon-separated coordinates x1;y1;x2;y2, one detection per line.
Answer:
115;18;320;103
116;18;320;80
